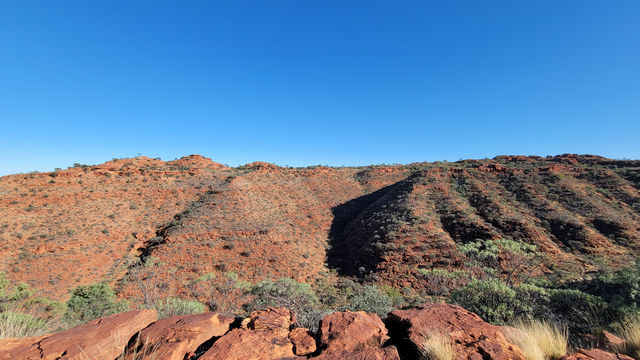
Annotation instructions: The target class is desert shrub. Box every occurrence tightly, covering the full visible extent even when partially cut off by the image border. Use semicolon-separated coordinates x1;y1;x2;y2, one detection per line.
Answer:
449;278;520;324
458;238;544;286
504;320;567;360
154;298;205;319
245;278;320;329
419;330;453;360
418;268;467;296
0;280;35;311
65;283;128;325
380;285;404;307
347;284;393;318
316;278;360;309
187;272;249;316
547;289;603;330
0;311;51;339
0;273;8;289
585;261;640;322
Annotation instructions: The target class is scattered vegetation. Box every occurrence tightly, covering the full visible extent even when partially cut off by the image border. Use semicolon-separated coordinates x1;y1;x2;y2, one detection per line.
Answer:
0;272;62;338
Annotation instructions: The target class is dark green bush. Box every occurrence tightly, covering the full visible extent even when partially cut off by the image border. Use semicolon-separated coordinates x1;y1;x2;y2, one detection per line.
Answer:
347;284;393;318
449;278;520;324
65;283;128;324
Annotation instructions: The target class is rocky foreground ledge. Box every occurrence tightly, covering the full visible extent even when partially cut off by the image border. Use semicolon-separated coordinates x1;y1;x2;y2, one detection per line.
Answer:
0;303;632;360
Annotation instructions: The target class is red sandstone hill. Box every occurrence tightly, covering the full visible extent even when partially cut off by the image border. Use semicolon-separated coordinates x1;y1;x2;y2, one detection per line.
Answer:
1;154;639;304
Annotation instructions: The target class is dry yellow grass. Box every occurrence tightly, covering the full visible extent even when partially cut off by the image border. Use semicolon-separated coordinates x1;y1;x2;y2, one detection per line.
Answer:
505;320;568;360
615;317;640;359
420;330;453;360
0;311;52;339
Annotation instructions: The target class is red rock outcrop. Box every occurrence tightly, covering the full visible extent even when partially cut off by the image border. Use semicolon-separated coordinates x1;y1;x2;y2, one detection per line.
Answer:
120;312;233;360
288;328;316;356
199;307;300;360
0;309;157;359
6;304;640;360
386;303;526;360
561;349;634;360
315;311;399;360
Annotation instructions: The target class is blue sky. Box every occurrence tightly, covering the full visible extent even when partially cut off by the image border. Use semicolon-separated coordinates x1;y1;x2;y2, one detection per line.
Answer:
1;1;638;175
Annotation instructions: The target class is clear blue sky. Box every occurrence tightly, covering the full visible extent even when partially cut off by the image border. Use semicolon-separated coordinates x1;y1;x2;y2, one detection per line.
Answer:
1;1;638;175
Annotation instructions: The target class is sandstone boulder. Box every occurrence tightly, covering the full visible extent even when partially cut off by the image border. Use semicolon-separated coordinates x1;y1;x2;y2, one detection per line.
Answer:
318;311;389;353
314;311;399;359
0;309;157;359
561;348;634;360
120;312;233;360
199;328;300;360
242;307;295;332
386;303;525;360
288;328;316;356
200;307;300;360
313;346;400;360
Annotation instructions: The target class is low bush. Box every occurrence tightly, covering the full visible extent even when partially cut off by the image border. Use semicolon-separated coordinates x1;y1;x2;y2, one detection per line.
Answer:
347;284;393;318
65;283;128;325
449;279;520;324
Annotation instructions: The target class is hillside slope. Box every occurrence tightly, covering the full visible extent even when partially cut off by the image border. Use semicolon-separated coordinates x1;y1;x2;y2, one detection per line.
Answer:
1;154;639;302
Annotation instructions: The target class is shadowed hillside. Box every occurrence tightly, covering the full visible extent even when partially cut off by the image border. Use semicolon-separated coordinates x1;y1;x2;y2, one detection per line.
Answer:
1;154;639;305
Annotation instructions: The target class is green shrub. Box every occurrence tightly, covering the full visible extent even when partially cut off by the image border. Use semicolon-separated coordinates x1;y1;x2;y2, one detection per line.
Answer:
347;284;393;318
449;278;519;324
65;283;128;325
0;280;35;312
154;298;205;319
245;278;320;329
380;285;404;307
0;273;8;293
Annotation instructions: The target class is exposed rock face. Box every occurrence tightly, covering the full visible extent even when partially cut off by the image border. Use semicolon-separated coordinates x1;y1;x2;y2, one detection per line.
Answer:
1;302;637;360
319;311;389;353
561;349;635;360
242;307;295;332
288;328;316;356
313;346;400;360
120;312;233;360
600;331;626;352
386;303;525;360
316;311;399;360
198;328;301;360
0;309;157;359
167;154;226;170
200;307;300;360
